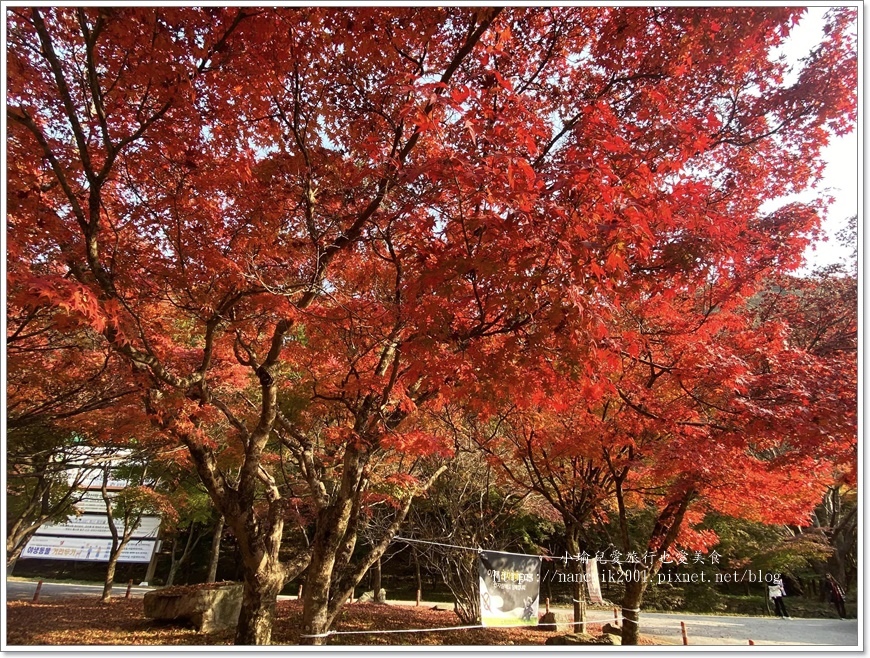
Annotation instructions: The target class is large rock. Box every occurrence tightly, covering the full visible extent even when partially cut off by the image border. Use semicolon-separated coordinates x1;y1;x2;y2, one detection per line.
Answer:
546;633;621;646
545;633;595;645
357;589;387;603
144;582;243;633
537;611;558;631
602;622;622;636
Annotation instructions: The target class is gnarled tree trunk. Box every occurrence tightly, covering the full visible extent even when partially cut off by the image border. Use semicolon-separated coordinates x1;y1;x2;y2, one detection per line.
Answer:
299;451;446;645
235;563;285;645
300;447;366;645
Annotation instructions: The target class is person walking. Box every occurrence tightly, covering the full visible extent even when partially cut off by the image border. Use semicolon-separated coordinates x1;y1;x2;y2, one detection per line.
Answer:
768;576;790;619
824;573;847;619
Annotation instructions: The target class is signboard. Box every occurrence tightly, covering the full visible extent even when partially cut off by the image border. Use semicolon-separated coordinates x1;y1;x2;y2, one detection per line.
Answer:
72;491;115;514
19;447;163;565
65;448;134;490
67;467;129;491
21;536;158;563
585;557;604;604
478;550;542;627
35;514;160;539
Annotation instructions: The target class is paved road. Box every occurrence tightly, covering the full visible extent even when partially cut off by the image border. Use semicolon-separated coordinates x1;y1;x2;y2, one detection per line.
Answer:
389;602;859;647
6;580;859;646
624;611;858;646
6;579;153;601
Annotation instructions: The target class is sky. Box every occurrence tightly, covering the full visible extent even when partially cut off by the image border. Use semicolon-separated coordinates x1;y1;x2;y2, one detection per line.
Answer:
772;5;860;271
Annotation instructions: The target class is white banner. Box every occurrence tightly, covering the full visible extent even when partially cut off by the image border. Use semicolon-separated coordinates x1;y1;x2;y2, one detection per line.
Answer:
35;514;160;539
478;550;542;627
22;536;157;563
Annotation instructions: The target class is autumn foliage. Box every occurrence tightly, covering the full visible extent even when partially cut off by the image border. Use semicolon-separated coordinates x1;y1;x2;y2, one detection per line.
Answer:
6;6;856;645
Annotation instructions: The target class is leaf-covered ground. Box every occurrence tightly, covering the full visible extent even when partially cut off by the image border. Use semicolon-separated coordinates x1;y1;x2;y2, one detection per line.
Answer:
6;597;657;646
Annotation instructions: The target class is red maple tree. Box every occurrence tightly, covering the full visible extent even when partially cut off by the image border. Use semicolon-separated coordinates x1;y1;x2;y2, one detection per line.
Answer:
7;6;856;644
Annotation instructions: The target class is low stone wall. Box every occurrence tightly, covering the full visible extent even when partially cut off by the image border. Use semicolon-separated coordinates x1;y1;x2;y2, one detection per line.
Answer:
143;582;243;633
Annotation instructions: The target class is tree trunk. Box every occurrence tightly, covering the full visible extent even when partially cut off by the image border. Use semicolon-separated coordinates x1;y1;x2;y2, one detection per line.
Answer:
166;560;180;587
234;567;284;645
100;468;127;601
300;504;357;646
616;491;693;645
299;448;366;645
300;543;335;646
102;551;120;601
573;578;585;633
166;537;181;587
143;543;159;585
165;524;198;587
234;540;310;645
372;557;383;603
207;515;224;583
6;541;26;574
621;576;647;645
297;455;444;645
413;548;422;606
226;511;309;645
827;552;847;589
565;525;586;633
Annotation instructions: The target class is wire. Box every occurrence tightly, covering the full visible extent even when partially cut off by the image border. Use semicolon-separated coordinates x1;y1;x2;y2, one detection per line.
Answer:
393;536;571;561
300;621;542;639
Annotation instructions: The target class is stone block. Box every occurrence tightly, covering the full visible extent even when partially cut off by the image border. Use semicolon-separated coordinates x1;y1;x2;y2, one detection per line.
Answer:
144;582;243;633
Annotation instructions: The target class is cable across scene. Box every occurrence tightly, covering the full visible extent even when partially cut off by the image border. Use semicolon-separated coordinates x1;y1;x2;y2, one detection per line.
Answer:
300;622;540;639
392;536;582;561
